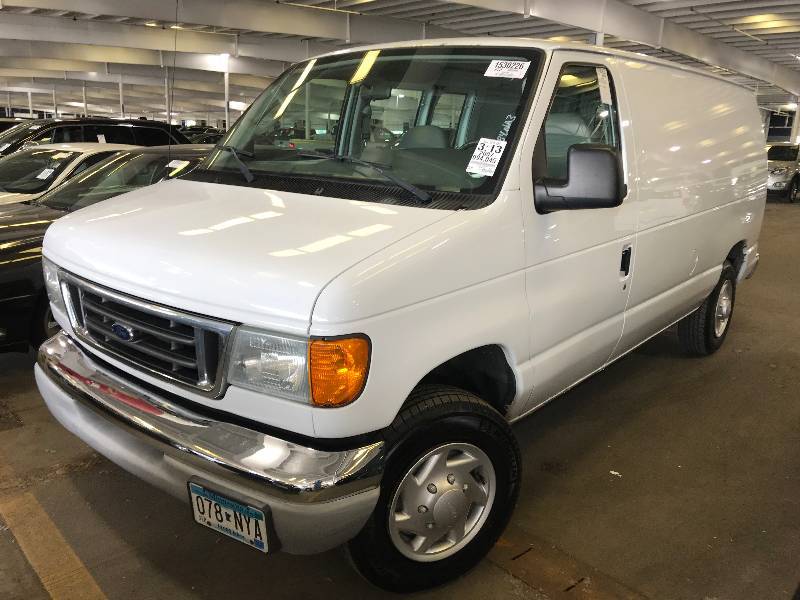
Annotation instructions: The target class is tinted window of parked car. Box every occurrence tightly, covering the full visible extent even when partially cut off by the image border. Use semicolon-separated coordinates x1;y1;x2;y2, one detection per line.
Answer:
37;150;204;212
85;124;136;145
133;127;172;146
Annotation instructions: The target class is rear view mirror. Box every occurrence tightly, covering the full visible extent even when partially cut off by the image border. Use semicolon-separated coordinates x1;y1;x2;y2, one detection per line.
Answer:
534;144;626;213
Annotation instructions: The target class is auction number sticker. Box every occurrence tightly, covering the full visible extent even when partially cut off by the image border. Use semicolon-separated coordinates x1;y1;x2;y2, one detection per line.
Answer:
484;60;530;79
167;159;190;169
36;168;55;180
466;138;507;177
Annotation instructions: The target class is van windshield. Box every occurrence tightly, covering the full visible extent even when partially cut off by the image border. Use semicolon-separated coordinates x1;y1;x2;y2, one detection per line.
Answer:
192;46;541;209
767;145;798;162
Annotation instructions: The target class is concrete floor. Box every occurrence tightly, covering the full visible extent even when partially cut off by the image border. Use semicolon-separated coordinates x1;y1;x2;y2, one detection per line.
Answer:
1;202;799;600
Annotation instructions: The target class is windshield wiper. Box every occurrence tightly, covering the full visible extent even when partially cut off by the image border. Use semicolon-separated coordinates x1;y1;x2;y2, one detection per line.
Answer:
214;145;255;183
295;151;431;205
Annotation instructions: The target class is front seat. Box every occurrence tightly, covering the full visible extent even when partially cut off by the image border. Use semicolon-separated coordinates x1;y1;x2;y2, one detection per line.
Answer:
543;112;591;179
398;125;449;149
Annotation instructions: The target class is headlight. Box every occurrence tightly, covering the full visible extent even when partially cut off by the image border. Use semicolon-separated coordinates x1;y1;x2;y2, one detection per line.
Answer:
227;328;370;407
227;328;310;402
42;257;66;314
769;166;789;176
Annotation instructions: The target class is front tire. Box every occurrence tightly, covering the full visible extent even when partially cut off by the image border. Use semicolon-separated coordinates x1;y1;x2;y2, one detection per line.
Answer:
348;385;520;592
677;261;736;356
789;178;799;203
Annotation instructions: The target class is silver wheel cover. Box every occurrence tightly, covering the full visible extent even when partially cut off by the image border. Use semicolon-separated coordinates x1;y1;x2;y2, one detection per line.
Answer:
388;442;496;562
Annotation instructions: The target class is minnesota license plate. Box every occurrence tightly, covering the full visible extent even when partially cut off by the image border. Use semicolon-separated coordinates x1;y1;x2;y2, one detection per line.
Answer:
188;482;269;553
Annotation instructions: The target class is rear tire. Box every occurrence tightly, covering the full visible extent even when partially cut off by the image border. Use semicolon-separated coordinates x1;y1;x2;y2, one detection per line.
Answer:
347;385;520;592
789;178;799;203
677;262;736;356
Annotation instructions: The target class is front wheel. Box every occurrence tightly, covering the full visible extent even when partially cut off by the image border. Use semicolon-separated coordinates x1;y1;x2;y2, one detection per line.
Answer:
347;385;520;592
677;261;736;356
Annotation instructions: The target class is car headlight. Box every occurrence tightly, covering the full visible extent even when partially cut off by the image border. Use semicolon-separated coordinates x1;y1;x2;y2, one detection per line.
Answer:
769;166;789;176
227;328;370;407
42;257;66;314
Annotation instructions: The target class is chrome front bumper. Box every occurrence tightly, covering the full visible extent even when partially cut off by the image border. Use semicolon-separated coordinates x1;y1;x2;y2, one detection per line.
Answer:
35;332;384;554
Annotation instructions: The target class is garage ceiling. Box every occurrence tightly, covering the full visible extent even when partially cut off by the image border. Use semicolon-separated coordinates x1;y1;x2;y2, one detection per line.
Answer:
0;0;797;121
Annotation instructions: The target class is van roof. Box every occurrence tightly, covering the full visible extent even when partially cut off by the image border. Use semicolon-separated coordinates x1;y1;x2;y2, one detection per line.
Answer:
317;36;749;94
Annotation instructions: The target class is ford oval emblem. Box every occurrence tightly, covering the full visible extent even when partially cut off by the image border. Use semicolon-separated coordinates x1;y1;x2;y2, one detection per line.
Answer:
110;322;136;342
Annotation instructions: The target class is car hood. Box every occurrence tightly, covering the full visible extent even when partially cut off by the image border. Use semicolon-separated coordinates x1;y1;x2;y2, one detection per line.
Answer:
0;191;38;206
44;179;455;334
0;203;62;247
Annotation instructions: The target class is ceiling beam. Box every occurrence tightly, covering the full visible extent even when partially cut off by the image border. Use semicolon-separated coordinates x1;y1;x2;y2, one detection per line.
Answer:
435;0;800;96
0;0;458;42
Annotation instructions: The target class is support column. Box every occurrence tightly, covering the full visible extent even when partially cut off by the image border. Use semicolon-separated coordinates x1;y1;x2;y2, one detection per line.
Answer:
82;82;87;116
594;31;605;46
27;91;32;117
164;68;171;124
6;92;10;117
791;98;800;144
119;78;124;118
52;88;57;117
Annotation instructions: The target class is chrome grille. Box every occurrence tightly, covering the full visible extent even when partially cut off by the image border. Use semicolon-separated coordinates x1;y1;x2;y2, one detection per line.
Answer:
60;273;235;396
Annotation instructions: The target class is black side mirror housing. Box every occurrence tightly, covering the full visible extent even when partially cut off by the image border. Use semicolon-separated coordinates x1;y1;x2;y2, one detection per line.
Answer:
534;144;626;213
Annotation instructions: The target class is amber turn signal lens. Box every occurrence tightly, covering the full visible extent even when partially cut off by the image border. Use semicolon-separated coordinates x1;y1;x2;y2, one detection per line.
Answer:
309;337;370;407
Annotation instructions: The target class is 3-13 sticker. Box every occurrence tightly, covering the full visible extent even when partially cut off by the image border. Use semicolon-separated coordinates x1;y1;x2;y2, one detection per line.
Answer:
466;138;507;177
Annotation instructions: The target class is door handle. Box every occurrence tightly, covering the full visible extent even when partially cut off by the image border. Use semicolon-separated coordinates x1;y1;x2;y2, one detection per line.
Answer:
620;245;632;277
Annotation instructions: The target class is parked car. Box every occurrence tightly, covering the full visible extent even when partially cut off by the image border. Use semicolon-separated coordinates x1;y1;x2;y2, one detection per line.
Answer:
0;143;137;206
0;144;210;353
766;143;799;202
35;40;765;592
179;125;218;136
187;131;224;145
0;117;28;134
0;118;189;157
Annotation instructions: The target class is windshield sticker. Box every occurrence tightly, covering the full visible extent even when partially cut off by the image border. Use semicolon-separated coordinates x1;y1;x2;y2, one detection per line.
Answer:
0;144;9;152
36;168;55;180
30;125;41;130
167;159;190;169
466;138;507;177
596;68;613;105
496;114;517;142
97;134;107;143
485;60;530;79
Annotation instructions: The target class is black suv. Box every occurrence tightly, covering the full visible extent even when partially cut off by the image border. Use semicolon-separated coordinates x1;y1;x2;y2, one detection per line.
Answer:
0;118;190;157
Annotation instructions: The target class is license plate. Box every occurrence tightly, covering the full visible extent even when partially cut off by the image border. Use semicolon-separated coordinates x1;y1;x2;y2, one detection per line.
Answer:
188;482;269;553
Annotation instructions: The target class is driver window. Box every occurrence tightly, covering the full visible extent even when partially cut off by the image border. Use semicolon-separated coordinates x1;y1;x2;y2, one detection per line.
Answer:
542;64;620;180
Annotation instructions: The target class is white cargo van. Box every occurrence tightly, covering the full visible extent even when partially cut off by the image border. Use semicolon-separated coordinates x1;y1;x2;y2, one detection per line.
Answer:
35;39;764;591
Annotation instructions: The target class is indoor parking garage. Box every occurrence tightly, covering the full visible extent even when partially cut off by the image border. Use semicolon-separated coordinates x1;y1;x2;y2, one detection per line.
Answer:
0;1;798;599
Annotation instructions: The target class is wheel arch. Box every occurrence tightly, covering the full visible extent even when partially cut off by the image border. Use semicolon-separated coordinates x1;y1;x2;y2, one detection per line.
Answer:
411;344;518;417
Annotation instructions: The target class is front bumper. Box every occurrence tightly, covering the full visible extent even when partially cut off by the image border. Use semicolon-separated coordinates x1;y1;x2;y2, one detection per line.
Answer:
35;332;384;554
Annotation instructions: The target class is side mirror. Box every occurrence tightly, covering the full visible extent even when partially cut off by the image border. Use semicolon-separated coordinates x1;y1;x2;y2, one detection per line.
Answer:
534;144;626;213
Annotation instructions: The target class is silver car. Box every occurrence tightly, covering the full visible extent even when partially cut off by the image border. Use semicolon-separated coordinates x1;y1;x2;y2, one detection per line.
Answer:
767;143;799;202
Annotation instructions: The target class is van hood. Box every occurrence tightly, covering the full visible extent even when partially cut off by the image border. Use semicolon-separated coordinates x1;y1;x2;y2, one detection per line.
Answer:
44;179;454;334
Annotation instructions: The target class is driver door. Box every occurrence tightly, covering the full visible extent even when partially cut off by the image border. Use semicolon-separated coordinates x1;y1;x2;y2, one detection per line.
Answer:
516;51;639;413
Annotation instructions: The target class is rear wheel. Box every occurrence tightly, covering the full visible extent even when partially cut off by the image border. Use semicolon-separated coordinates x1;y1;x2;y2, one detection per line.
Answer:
348;385;520;592
677;262;736;356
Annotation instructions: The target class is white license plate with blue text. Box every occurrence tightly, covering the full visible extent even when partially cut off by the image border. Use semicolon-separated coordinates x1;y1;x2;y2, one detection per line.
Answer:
188;482;269;553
